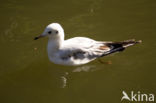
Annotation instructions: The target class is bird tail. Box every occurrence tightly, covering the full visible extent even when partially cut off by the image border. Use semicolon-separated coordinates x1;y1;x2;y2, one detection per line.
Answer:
101;39;142;57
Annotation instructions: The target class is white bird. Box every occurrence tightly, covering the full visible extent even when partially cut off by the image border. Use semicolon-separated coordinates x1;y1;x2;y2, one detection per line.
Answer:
34;23;141;66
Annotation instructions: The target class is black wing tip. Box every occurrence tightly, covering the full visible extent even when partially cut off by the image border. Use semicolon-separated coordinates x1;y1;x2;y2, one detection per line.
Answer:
122;39;142;48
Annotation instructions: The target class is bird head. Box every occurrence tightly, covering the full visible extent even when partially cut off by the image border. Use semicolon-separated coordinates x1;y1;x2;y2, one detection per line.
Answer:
34;23;64;40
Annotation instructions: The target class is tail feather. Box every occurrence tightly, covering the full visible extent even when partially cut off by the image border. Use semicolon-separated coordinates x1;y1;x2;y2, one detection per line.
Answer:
101;39;142;57
120;39;142;48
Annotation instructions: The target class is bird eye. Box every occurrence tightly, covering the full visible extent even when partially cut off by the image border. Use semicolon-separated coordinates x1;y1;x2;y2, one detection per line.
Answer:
48;31;52;34
56;30;58;34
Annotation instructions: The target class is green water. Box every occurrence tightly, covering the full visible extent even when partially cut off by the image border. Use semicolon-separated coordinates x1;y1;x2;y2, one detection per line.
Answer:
0;0;156;103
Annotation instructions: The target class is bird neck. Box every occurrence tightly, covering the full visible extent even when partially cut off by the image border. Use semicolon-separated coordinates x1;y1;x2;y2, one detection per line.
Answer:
47;35;64;56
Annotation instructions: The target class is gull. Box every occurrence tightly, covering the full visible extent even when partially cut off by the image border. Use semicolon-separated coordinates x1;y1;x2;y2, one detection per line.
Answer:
34;23;141;66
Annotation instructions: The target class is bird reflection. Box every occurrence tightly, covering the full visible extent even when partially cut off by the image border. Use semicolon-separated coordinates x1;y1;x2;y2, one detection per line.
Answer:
60;65;103;88
72;65;100;72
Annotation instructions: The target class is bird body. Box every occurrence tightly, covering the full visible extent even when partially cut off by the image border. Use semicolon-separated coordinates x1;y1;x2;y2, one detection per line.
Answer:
34;23;141;66
47;37;109;65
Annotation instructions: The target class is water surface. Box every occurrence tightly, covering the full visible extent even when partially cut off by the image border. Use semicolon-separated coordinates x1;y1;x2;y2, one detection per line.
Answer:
0;0;156;103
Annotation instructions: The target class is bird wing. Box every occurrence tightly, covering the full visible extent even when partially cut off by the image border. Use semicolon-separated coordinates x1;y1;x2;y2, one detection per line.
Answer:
61;37;141;61
59;37;111;60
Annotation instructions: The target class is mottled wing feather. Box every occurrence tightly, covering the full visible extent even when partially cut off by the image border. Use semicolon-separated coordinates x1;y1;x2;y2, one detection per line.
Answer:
99;45;110;50
60;49;86;60
60;37;111;60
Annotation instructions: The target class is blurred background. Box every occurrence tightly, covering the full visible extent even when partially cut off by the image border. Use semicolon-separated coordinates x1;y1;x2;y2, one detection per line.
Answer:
0;0;156;103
